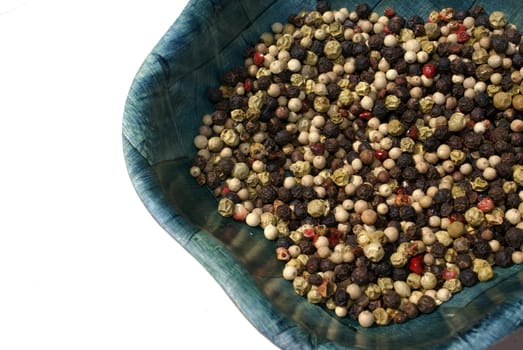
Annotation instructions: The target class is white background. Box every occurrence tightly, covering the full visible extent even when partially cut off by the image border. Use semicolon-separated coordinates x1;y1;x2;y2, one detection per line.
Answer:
0;1;277;349
0;1;519;349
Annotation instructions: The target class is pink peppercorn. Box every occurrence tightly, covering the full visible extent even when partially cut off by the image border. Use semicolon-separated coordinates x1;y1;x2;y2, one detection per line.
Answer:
253;51;265;66
442;268;457;280
406;125;419;140
477;197;495;212
303;227;316;238
422;63;436;78
374;149;388;161
457;30;469;43
359;111;373;120
409;255;424;275
244;79;252;92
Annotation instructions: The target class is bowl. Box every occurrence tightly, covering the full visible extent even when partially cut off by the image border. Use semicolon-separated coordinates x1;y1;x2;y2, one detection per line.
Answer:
122;1;523;348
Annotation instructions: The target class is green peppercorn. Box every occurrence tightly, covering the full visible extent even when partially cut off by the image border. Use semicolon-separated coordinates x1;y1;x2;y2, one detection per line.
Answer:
419;96;435;113
385;94;401;110
331;167;350;187
447;221;465;238
465;207;485;226
387;119;406;136
512;165;523;186
448;112;467;132
324;40;342;59
400;137;415;152
470;177;489;191
489;11;507;29
218;198;234;217
493;91;512;110
307;199;328;218
472;258;495;281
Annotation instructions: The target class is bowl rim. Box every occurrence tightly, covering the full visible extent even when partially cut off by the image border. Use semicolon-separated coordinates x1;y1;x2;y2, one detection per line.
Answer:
122;1;523;348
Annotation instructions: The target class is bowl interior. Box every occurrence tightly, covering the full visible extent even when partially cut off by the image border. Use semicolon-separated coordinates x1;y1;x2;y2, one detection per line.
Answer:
123;1;523;349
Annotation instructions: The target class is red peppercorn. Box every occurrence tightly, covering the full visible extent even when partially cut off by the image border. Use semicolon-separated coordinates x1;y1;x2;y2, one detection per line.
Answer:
449;212;465;223
442;268;457;280
395;193;411;206
477;197;495;212
374;149;388;161
439;8;453;22
310;143;325;155
303;227;316;238
457;30;469;43
422;63;436;78
222;185;231;195
408;255;424;275
253;51;265;66
383;25;391;34
406;125;419;140
327;228;343;247
359;111;373;120
383;7;395;17
244;79;252;92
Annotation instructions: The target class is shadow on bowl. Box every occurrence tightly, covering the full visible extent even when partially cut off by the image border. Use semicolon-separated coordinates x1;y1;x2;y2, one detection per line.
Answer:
123;1;523;349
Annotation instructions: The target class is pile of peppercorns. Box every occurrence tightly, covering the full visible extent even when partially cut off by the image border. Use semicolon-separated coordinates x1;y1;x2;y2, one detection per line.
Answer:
190;2;523;327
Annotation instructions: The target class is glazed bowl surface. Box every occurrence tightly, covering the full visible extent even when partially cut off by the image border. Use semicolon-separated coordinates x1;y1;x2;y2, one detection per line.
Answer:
123;1;523;349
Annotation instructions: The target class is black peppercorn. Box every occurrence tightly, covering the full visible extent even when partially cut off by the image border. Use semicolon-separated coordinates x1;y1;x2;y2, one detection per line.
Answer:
374;259;392;277
355;183;373;201
319;258;335;272
308;273;324;286
453;196;469;213
351;266;370;285
472;239;492;259
381;46;404;64
463;132;482;150
316;0;330;13
490;34;509;54
276;236;293;249
495;248;514;267
348;303;364;320
512;53;523;69
355;3;372;19
506;193;521;208
456;253;472;269
495;162;512;179
391;268;408;281
333;288;349;306
383;290;401;309
433;189;451;205
488;186;505;205
417;295;436;314
430;242;447;258
405;15;424;30
400;301;419;319
333;263;352;283
399;205;416;221
474;13;490;28
505;228;523;249
460;268;478;287
317;56;334;73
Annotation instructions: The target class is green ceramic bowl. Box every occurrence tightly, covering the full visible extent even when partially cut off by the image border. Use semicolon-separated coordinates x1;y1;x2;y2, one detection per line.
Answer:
123;1;523;349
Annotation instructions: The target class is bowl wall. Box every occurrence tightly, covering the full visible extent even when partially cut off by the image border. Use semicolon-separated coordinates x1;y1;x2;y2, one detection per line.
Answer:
123;1;523;349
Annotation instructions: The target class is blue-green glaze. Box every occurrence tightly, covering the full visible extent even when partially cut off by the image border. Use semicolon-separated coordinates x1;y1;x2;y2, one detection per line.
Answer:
123;1;523;349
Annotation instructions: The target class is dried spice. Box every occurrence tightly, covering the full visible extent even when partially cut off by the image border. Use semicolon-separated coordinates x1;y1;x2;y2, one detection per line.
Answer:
191;3;523;328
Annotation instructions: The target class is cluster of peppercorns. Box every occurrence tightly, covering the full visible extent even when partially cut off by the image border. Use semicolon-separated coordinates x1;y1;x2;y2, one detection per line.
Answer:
190;2;523;327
